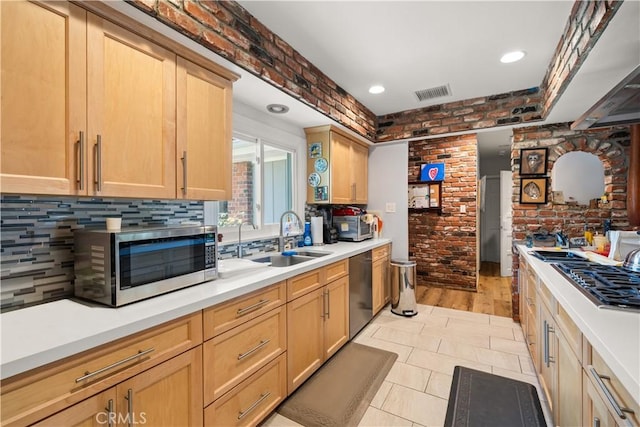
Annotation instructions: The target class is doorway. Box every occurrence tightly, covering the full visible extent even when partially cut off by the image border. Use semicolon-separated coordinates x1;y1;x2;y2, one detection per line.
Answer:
477;129;513;276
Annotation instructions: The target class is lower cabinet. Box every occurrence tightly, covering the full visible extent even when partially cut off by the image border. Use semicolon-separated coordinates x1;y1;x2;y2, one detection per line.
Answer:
34;348;203;427
204;354;287;427
372;244;390;315
286;261;349;394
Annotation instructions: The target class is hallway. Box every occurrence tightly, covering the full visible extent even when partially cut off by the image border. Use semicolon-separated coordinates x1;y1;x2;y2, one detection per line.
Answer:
415;262;512;318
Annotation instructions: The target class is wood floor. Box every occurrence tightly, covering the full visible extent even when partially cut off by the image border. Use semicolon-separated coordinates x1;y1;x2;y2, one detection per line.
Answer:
415;262;513;318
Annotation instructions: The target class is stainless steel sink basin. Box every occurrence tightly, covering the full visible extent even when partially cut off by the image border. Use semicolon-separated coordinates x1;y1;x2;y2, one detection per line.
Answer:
249;250;331;267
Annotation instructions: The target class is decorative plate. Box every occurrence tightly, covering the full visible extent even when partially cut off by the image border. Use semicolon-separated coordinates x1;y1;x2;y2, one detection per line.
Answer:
308;172;321;187
314;157;328;173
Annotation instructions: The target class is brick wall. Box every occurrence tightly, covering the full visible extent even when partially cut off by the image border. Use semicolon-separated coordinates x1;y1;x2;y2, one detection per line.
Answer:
509;123;637;319
228;161;253;223
378;88;542;142
408;134;478;290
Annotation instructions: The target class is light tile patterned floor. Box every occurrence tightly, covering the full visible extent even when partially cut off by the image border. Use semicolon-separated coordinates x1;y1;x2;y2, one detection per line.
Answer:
263;304;552;427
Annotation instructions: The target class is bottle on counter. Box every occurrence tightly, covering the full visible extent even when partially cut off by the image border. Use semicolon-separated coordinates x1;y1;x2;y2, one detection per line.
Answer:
303;222;312;246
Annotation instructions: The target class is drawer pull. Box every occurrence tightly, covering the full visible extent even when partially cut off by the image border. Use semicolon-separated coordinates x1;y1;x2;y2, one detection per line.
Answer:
238;339;270;361
75;348;155;383
238;391;271;420
236;299;270;317
589;366;634;419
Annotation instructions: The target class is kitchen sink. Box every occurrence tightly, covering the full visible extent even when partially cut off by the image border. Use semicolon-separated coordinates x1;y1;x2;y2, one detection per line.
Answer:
249;250;331;267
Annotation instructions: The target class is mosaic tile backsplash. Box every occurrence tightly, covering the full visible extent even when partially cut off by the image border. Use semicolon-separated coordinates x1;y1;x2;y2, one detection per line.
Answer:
0;195;204;312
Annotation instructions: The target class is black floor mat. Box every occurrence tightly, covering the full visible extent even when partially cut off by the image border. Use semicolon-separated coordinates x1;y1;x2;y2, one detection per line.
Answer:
445;366;547;427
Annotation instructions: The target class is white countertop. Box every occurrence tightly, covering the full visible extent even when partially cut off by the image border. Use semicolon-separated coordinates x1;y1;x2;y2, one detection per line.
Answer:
0;239;391;380
517;245;640;405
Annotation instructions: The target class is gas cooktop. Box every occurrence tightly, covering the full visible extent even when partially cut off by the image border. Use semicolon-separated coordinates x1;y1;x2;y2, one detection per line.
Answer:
552;262;640;312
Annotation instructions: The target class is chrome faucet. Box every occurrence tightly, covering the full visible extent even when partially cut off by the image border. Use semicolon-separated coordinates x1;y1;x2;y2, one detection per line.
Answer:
237;220;255;258
278;210;303;251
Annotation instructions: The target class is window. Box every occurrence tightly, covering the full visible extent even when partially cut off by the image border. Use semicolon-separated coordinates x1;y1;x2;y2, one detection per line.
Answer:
217;133;295;232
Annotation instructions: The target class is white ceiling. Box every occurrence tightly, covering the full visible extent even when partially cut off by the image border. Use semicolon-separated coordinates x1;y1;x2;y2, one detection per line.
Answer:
232;0;640;157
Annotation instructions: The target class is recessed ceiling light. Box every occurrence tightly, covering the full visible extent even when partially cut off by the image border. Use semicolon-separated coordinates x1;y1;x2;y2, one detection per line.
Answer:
266;104;289;114
369;85;385;94
500;50;526;64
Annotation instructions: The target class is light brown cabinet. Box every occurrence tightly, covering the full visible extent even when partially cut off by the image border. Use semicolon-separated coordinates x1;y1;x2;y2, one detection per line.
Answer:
1;0;237;200
1;1;87;195
372;244;390;315
202;283;288;426
34;348;203;427
304;125;369;204
286;260;349;394
176;57;233;201
1;312;203;426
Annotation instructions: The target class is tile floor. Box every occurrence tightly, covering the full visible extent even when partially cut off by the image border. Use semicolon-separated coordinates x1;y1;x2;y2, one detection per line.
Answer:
263;303;553;427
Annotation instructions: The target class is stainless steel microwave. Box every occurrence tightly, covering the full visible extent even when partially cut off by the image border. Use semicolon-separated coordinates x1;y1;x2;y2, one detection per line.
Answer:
74;225;217;307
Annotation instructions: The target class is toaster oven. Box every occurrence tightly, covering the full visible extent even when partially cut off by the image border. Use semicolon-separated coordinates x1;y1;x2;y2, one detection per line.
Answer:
333;215;373;242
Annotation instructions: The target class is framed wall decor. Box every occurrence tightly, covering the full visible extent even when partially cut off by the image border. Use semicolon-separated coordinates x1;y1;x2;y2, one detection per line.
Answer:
519;147;548;176
520;177;548;204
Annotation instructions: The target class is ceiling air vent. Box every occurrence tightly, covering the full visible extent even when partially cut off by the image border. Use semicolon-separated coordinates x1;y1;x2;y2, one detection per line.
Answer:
414;84;452;102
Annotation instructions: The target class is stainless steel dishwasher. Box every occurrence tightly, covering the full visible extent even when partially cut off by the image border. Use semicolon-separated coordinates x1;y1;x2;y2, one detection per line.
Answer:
349;250;373;339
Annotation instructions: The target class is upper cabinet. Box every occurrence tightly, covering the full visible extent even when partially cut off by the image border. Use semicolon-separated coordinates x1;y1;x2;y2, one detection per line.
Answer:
1;1;87;195
176;58;233;201
87;14;177;199
1;0;238;200
304;125;369;205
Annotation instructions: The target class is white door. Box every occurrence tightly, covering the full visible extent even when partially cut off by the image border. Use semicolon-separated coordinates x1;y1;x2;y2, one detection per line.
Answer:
500;170;513;276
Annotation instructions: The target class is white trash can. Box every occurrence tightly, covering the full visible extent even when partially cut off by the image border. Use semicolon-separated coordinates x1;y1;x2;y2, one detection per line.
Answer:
390;259;418;317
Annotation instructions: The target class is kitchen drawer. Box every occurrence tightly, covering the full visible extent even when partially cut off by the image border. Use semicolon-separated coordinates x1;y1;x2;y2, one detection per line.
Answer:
287;268;323;301
586;345;640;426
0;311;202;427
555;304;582;361
204;281;286;340
325;259;349;283
204;353;286;427
203;305;286;404
372;244;390;262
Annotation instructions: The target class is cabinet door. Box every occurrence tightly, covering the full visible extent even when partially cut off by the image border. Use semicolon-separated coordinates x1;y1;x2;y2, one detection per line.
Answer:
33;389;116;427
538;303;555;410
87;14;176;198
176;57;232;201
324;277;349;359
286;288;324;394
351;142;369;204
329;133;353;204
116;347;203;427
372;258;385;315
1;1;87;195
583;371;618;427
556;328;582;427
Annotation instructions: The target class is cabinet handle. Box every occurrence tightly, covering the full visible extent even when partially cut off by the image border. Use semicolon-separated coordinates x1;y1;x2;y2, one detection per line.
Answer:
351;183;356;201
589;366;634;419
238;391;271;420
95;135;102;192
75;348;154;383
237;339;270;361
236;299;269;317
105;398;114;427
547;323;555;365
76;131;85;191
593;417;600;427
181;150;187;195
125;388;133;427
543;320;552;367
325;289;330;319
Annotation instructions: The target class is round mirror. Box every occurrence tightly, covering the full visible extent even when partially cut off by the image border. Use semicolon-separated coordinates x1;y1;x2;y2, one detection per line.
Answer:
551;152;604;205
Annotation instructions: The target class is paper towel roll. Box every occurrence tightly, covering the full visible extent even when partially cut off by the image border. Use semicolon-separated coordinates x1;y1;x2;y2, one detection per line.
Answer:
311;216;323;246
